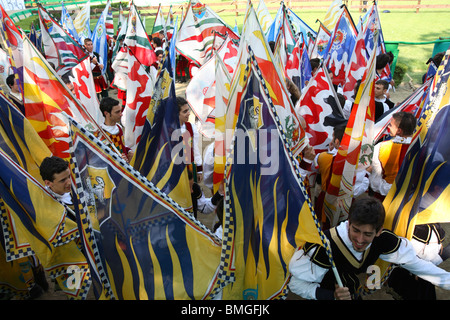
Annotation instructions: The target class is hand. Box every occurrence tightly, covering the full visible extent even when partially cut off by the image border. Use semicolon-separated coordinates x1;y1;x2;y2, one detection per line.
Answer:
92;56;98;65
334;285;351;300
303;145;316;161
366;165;373;174
127;150;134;162
197;172;203;183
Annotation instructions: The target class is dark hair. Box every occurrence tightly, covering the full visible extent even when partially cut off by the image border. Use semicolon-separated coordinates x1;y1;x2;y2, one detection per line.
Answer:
348;197;385;232
392;111;417;136
176;96;188;112
310;58;321;71
269;41;275;53
100;96;120;117
376;53;391;70
84;38;92;44
155;49;164;57
6;74;15;87
40;156;69;182
337;93;346;109
333;123;346;142
375;79;389;90
431;52;445;67
152;37;162;47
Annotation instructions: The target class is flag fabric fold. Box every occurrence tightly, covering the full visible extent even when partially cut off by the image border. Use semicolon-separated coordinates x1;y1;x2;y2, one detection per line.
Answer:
218;45;323;300
68;116;223;300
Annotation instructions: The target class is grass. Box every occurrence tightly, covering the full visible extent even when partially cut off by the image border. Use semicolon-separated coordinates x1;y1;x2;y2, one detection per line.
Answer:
16;3;450;85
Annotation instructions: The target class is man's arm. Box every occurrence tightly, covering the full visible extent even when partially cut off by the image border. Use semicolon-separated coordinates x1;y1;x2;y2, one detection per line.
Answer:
381;237;450;290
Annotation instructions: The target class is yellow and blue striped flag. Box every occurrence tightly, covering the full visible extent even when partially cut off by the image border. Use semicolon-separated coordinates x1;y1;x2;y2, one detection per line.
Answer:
69;116;223;300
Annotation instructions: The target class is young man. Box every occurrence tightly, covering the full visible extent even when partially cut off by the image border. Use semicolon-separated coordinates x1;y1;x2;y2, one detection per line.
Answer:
177;96;203;182
39;156;76;221
288;196;450;300
312;124;346;228
374;79;395;122
100;96;133;163
6;74;24;114
368;111;416;200
84;38;108;98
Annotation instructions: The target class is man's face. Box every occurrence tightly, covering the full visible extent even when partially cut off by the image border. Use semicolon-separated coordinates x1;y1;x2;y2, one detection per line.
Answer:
45;168;72;195
179;104;190;125
107;104;123;125
85;41;94;53
348;222;381;252
374;84;386;99
388;118;401;137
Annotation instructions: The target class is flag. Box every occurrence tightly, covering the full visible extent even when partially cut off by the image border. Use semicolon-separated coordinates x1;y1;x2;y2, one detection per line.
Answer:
342;23;368;102
0;93;90;299
123;48;155;149
165;5;175;40
322;0;344;31
168;16;178;77
125;4;156;68
91;2;109;75
323;32;378;226
38;4;88;76
73;0;91;43
383;49;450;240
286;37;313;92
228;4;307;157
0;47;11;89
297;66;344;154
363;52;450;294
309;21;331;59
105;0;114;38
213;54;232;194
0;150;91;300
219;45;322;300
186;35;238;139
287;8;317;43
28;23;42;54
60;1;78;41
0;5;24;90
22;34;107;160
256;0;273;34
323;6;358;86
69;56;103;126
130;48;192;211
265;4;283;42
151;4;166;39
111;45;128;91
175;1;239;67
68;116;223;300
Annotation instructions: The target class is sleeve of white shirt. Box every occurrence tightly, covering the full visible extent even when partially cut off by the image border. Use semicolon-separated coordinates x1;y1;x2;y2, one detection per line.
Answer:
202;143;215;190
191;124;203;169
369;142;392;195
381;237;450;290
288;248;329;300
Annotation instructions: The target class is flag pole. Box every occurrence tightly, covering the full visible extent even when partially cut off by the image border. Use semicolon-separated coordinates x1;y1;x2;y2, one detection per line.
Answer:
247;45;344;288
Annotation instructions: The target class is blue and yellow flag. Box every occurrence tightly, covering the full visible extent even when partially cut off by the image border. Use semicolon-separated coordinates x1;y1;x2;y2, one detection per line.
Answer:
69;117;223;300
130;48;192;211
383;49;450;239
0;93;91;299
219;47;322;300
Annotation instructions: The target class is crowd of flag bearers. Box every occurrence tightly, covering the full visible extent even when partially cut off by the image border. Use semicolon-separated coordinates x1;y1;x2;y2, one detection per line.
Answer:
0;0;449;302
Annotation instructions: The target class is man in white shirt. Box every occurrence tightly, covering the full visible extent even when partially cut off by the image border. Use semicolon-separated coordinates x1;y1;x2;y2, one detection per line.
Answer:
39;156;76;221
288;196;450;300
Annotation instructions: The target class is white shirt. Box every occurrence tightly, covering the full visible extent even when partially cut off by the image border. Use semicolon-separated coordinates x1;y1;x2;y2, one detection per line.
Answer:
180;122;203;170
288;220;450;300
